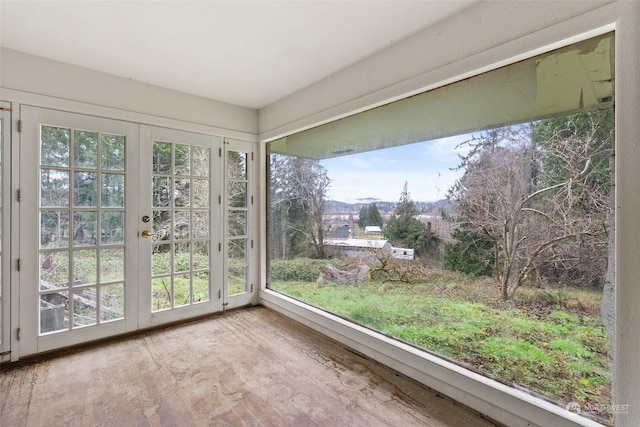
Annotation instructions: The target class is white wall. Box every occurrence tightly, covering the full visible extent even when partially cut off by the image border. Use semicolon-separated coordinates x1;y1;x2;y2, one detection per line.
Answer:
259;1;640;426
0;47;258;139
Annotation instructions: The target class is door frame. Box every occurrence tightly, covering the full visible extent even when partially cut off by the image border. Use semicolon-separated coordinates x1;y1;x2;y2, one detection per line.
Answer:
0;101;11;362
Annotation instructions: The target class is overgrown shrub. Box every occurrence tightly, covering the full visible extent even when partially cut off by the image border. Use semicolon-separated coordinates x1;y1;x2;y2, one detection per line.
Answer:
270;257;348;282
537;288;572;307
367;249;428;283
443;229;494;277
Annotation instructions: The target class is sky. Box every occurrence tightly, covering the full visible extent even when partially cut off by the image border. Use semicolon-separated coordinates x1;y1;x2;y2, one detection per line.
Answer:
320;133;473;204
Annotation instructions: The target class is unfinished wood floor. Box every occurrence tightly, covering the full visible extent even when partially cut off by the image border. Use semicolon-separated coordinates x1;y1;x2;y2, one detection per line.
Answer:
1;307;499;427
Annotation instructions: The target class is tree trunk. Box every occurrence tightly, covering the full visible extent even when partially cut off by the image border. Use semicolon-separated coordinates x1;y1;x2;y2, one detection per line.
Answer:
317;264;370;286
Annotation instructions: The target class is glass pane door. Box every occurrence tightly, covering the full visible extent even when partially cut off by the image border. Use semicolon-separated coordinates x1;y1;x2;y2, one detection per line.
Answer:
17;109;234;356
39;126;126;332
224;139;254;308
19;107;138;356
150;140;212;310
139;126;221;326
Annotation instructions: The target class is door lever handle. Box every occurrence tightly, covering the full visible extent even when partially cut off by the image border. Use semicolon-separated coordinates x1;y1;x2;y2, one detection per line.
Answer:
141;230;160;238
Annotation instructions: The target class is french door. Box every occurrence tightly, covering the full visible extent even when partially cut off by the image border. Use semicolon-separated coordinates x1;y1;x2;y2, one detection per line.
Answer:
17;107;253;357
138;125;223;327
223;139;255;309
19;107;140;355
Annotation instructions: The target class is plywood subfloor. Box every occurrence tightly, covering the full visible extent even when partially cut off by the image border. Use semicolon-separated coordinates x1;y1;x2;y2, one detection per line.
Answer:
1;307;499;426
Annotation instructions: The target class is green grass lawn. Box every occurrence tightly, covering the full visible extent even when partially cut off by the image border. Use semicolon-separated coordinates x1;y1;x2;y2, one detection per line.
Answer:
271;277;612;424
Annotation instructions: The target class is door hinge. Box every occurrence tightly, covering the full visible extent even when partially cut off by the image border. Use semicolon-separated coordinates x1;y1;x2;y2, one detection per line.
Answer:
17;258;21;271
251;240;254;249
218;242;222;252
18;120;23;133
219;148;222;157
251;195;254;205
17;189;22;202
16;328;21;341
251;152;254;161
218;289;221;299
0;106;12;112
251;284;254;292
218;195;221;204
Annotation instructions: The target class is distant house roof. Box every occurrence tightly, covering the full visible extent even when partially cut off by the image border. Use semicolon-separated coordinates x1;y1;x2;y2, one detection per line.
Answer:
364;226;382;234
324;238;390;249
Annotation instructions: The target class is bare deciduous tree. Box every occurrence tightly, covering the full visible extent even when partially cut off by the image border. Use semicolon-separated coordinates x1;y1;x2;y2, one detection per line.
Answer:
450;118;611;300
269;155;331;259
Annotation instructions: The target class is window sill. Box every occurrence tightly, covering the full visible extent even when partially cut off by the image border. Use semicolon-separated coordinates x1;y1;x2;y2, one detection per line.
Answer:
259;288;603;427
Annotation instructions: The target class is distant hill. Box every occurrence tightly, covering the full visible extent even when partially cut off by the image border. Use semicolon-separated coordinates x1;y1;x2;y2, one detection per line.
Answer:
326;199;455;215
325;200;355;212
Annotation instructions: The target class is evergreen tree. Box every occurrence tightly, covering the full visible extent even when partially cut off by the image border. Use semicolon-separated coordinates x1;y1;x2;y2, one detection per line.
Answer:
384;182;427;253
444;228;494;276
359;203;383;229
367;203;384;228
358;205;368;229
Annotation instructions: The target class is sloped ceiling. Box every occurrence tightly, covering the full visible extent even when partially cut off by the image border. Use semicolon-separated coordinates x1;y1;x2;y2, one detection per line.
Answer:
0;1;477;109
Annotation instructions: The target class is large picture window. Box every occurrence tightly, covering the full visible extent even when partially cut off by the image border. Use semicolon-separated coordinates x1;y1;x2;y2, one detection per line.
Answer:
267;33;615;425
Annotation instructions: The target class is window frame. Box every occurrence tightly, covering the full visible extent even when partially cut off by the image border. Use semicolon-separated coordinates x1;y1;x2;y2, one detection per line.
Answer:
259;3;640;425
